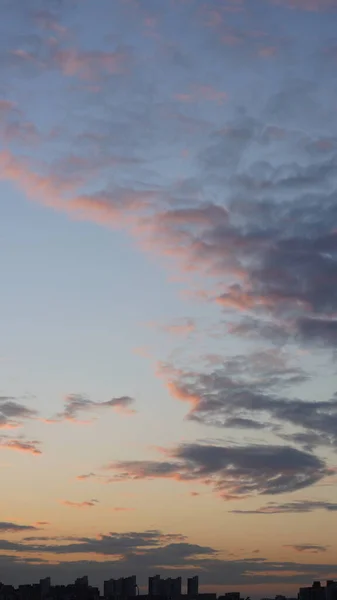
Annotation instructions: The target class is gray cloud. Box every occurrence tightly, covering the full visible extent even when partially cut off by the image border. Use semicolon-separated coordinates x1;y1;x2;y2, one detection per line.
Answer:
50;394;136;422
0;522;40;533
0;530;198;557
0;397;37;429
1;538;337;590
284;544;328;554
161;355;337;448
230;500;337;514
105;442;329;498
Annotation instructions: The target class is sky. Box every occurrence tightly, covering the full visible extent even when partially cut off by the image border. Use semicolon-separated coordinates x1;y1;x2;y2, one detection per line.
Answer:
1;0;337;596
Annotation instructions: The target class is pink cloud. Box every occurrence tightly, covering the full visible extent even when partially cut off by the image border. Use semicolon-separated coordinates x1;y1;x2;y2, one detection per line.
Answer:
0;438;41;455
148;318;196;337
55;48;130;80
165;380;200;409
33;10;68;35
0;100;18;114
259;46;278;57
161;318;196;336
0;151;154;228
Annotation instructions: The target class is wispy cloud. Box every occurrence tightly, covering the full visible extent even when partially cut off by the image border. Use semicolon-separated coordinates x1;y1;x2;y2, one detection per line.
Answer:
0;437;41;455
0;397;38;430
284;544;328;553
54;48;131;80
174;85;228;104
0;522;40;533
76;472;99;481
156;317;196;336
230;500;337;514
60;499;99;509
157;354;337;450
47;394;136;422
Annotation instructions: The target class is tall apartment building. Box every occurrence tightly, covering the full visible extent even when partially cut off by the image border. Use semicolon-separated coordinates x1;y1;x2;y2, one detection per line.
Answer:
148;576;181;599
187;577;199;598
104;577;136;600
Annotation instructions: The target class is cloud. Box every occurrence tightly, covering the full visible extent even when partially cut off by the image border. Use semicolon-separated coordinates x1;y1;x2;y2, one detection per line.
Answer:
1;5;336;366
32;9;68;35
3;99;337;356
0;397;38;429
49;394;136;422
284;544;328;553
0;150;155;226
1;531;337;589
160;318;196;336
105;442;329;498
270;0;337;10
54;48;131;80
159;355;337;448
0;529;196;557
76;472;98;481
0;436;41;455
0;522;40;533
61;500;99;509
230;500;337;514
105;397;137;415
174;85;228;104
111;507;135;512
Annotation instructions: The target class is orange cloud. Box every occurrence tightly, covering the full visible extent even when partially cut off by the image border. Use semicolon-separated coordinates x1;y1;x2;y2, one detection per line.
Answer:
76;472;97;481
0;421;21;430
165;381;200;409
61;499;99;509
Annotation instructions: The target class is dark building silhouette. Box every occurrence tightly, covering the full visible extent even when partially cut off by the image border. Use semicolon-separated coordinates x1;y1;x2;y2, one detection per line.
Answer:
299;581;337;600
149;577;162;597
148;576;181;599
187;578;198;598
104;577;136;600
218;594;240;600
